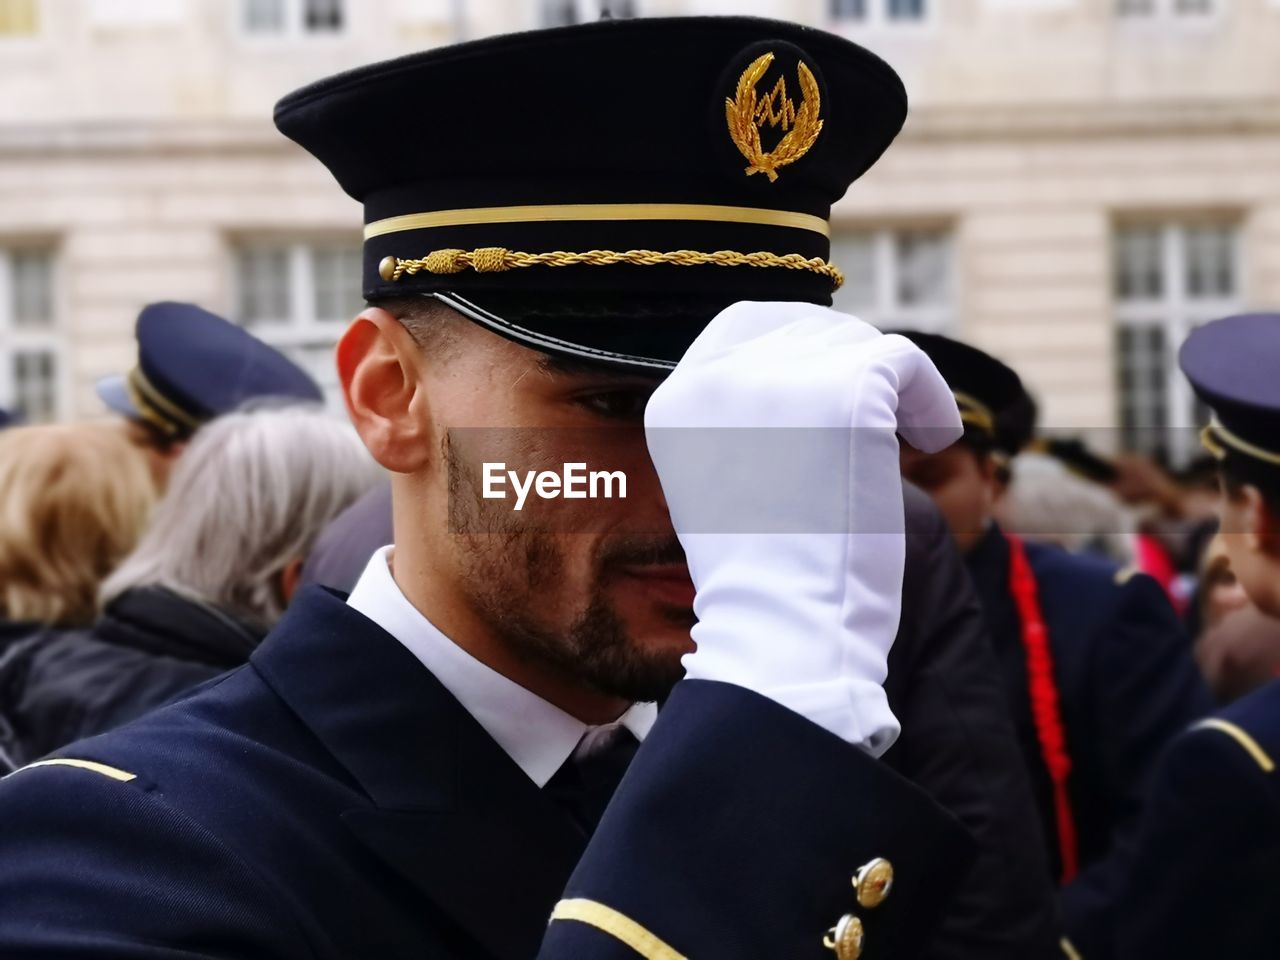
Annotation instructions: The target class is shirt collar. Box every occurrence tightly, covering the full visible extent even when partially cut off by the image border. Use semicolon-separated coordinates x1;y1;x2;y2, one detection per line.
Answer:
347;546;657;788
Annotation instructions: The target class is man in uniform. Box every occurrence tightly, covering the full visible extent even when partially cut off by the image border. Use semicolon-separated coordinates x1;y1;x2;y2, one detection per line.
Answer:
898;332;1212;959
0;18;976;959
1117;313;1280;959
298;482;1063;958
97;301;324;484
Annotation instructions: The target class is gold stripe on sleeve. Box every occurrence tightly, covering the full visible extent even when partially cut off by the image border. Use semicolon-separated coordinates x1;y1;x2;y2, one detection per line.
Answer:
1193;719;1276;772
4;758;137;783
549;899;687;960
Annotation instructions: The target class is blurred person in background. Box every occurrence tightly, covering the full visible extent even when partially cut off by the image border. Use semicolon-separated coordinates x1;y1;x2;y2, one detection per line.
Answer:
96;301;324;487
898;331;1211;960
1108;452;1222;616
995;445;1137;566
0;406;381;773
1119;313;1280;959
0;423;155;652
1191;532;1280;704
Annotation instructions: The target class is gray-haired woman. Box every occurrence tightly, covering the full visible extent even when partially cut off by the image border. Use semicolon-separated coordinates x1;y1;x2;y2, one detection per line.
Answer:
0;406;382;772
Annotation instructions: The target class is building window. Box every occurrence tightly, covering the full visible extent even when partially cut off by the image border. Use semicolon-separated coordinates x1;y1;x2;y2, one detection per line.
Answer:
0;249;61;423
232;240;363;404
1116;0;1214;19
538;0;638;27
830;228;953;333
0;0;37;36
241;0;345;37
1113;221;1239;462
887;0;926;19
831;0;868;18
831;0;928;23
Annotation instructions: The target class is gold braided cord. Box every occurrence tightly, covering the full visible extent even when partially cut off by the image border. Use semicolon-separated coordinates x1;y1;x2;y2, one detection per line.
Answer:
953;391;996;436
125;367;199;437
381;247;844;289
1201;417;1280;467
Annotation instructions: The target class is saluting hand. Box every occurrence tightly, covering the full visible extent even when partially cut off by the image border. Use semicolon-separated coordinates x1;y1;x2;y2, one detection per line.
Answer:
645;301;961;753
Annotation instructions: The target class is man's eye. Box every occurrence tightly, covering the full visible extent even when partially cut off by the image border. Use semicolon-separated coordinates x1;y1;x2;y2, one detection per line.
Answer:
575;390;651;421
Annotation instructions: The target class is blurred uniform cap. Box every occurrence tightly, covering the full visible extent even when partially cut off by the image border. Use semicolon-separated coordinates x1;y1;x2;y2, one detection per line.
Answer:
273;16;907;371
1180;313;1280;474
97;301;323;441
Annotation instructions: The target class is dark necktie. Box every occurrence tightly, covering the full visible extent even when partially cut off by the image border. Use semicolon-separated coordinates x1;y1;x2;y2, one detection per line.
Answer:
544;724;639;835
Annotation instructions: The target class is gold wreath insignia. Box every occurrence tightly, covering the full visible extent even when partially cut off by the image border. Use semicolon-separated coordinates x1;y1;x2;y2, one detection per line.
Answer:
725;52;824;183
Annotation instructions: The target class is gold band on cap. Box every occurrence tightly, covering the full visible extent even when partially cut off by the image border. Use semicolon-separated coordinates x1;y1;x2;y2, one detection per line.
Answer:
379;247;844;289
954;391;996;436
125;366;202;437
1200;417;1280;467
364;203;830;240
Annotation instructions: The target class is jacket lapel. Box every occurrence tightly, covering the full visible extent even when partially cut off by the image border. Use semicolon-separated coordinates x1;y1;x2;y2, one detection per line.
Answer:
251;588;586;959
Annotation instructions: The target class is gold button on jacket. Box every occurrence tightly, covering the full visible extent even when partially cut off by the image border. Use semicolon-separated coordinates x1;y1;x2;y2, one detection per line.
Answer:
854;858;894;910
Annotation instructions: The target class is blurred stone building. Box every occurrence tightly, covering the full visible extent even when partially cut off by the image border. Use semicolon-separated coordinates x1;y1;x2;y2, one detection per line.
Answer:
2;0;1279;462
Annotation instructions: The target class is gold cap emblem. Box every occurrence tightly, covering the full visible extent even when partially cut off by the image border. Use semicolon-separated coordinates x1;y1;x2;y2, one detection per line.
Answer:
725;51;824;183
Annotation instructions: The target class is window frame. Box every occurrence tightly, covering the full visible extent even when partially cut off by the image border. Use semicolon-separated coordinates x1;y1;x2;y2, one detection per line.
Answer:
1114;0;1220;26
829;0;933;29
534;0;640;29
1112;219;1242;464
229;238;363;408
0;246;68;423
236;0;350;43
830;226;955;334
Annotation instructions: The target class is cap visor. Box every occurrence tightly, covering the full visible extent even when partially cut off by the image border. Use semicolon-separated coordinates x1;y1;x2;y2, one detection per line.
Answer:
433;290;757;372
95;374;141;420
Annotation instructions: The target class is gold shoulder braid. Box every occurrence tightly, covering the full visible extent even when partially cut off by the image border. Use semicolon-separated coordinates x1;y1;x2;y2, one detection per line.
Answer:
725;52;824;183
378;248;844;289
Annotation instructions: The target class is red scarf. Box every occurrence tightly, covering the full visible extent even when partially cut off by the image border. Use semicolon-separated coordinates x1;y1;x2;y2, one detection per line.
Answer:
1005;533;1079;885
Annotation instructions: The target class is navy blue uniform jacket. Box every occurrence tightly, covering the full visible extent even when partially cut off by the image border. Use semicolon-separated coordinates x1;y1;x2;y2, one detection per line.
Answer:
966;526;1212;959
0;588;974;959
1118;679;1280;959
302;484;1061;959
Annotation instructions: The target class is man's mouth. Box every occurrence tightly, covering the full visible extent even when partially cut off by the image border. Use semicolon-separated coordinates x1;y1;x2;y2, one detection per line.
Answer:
620;563;696;606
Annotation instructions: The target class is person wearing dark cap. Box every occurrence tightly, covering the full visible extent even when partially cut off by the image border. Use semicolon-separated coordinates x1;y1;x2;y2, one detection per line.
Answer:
898;332;1212;960
97;301;324;485
1115;313;1280;959
0;18;980;960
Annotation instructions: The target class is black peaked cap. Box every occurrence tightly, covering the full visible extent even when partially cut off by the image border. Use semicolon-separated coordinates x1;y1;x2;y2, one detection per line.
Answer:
274;17;907;370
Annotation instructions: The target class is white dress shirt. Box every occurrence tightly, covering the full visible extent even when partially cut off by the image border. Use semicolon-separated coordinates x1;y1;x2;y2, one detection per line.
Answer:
347;546;658;787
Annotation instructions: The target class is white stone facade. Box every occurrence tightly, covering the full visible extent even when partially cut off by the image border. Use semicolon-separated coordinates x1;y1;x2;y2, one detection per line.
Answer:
1;0;1278;457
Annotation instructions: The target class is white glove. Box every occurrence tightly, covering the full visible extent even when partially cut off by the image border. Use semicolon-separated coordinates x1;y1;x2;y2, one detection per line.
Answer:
645;302;961;754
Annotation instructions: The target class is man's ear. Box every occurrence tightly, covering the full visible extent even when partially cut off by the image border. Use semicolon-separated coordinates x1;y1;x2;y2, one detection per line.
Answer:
1253;488;1280;558
1231;484;1272;554
337;307;433;473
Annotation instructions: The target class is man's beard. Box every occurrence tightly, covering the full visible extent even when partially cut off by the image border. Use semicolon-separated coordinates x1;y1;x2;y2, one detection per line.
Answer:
446;437;690;703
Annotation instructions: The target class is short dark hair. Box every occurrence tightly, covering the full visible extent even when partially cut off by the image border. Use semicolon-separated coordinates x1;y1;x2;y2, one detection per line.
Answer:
366;296;463;358
1219;450;1280;517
